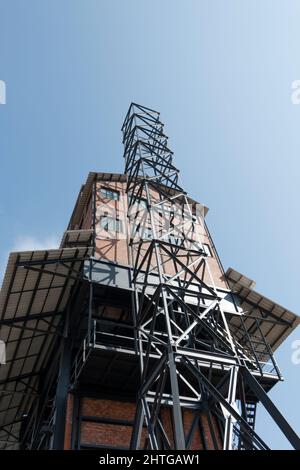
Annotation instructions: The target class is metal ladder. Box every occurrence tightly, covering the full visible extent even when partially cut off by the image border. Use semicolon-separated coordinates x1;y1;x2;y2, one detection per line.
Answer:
238;401;257;450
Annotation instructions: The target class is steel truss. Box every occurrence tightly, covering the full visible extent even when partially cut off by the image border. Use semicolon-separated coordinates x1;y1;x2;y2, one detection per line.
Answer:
7;105;299;451
122;103;300;450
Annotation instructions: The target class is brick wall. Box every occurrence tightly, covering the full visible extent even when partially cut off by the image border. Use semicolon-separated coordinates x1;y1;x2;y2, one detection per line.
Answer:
64;395;221;450
69;175;228;290
64;394;74;450
92;179;227;289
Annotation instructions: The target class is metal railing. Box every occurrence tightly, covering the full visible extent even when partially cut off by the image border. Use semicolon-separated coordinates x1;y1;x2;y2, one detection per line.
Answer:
70;312;282;387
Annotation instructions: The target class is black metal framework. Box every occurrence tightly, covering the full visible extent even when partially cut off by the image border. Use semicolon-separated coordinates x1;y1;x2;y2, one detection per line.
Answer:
121;102;300;450
0;249;90;449
1;103;299;451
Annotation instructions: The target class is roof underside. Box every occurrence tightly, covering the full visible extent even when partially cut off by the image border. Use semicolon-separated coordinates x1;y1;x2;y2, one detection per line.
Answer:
0;253;298;448
0;247;91;449
226;267;300;352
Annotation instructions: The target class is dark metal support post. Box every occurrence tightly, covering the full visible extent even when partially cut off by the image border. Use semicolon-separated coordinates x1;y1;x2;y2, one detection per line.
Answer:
241;367;300;450
168;351;185;450
52;309;72;450
130;400;144;450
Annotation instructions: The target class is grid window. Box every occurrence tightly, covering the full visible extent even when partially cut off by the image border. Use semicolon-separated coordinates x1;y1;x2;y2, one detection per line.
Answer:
160;205;175;218
136;198;147;209
203;243;212;257
100;215;123;233
115;219;123;233
100;187;120;201
168;234;183;246
129;198;148;216
142;227;153;239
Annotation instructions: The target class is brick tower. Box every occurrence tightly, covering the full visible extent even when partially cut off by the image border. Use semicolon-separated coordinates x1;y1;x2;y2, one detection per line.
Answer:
0;103;299;450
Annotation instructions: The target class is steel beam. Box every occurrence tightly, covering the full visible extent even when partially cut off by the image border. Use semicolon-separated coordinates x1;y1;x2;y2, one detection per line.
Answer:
241;367;300;450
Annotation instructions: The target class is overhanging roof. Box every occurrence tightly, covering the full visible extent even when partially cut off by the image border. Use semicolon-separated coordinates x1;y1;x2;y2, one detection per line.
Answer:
226;267;300;353
0;246;91;449
60;228;93;249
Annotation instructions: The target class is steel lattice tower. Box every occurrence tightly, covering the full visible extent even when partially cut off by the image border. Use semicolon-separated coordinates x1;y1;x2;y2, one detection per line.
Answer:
121;103;300;450
0;103;299;451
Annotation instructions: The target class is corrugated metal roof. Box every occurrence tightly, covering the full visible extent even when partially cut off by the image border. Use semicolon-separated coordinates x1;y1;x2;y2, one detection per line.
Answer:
60;229;93;249
0;247;91;449
226;267;300;353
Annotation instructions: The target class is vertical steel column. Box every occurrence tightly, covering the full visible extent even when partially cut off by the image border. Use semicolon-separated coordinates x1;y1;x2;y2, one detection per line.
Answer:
223;365;238;450
52;308;72;450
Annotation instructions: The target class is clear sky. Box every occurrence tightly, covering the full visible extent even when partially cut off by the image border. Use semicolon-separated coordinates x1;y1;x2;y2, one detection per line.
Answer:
0;0;299;449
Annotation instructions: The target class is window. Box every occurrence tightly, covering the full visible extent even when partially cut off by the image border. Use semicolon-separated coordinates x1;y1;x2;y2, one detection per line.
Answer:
100;215;123;233
141;226;153;239
168;234;183;246
136;198;147;209
159;205;175;218
129;197;148;216
203;243;212;257
100;187;120;201
133;225;152;239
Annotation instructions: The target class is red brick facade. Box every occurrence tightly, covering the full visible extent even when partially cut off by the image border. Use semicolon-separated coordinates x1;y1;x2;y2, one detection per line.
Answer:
64;396;222;450
63;174;224;450
74;178;228;290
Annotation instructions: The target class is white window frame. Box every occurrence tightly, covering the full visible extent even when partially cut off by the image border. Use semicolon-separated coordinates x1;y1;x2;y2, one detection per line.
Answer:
203;243;212;257
100;215;123;233
100;187;120;201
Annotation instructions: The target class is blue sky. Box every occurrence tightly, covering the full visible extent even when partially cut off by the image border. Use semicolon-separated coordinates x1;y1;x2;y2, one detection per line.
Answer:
0;0;299;449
